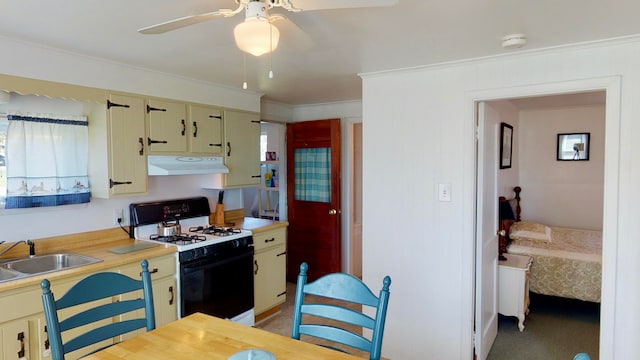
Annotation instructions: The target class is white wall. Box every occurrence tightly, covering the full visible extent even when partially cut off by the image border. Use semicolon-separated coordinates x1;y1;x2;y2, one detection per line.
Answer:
361;37;639;359
488;100;520;198
519;105;605;229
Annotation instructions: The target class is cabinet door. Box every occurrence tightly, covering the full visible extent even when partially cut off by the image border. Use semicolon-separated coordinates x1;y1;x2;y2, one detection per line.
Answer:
147;99;188;153
223;110;260;187
189;105;223;155
254;244;287;315
153;277;178;327
108;93;147;196
1;319;30;360
118;255;177;332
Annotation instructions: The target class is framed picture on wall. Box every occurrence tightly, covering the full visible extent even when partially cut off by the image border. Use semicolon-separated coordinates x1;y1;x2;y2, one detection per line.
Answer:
557;133;590;161
500;122;513;169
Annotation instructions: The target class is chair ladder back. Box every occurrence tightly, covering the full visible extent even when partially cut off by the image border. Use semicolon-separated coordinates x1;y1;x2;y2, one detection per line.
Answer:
63;319;149;354
370;275;391;360
291;262;392;360
299;324;372;352
301;303;375;329
59;298;147;331
41;259;155;360
304;273;379;307
55;272;145;309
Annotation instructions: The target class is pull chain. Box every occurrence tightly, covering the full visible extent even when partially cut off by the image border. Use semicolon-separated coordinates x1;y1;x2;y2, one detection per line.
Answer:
242;52;248;89
269;23;274;79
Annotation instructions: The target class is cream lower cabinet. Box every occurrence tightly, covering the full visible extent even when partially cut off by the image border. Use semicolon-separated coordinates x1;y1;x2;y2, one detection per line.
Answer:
253;227;287;317
1;318;30;360
0;254;177;360
117;253;178;341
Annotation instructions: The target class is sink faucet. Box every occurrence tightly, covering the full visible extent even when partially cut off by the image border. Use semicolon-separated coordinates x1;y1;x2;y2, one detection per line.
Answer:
0;240;35;258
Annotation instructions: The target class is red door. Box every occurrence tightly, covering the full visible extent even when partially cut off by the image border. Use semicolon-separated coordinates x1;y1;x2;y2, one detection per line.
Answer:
286;119;342;281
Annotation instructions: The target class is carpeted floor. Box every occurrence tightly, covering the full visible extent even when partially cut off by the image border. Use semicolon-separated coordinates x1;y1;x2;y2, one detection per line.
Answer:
487;292;601;360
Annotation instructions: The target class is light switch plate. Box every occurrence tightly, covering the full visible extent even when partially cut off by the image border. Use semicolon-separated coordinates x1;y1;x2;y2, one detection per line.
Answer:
438;183;452;202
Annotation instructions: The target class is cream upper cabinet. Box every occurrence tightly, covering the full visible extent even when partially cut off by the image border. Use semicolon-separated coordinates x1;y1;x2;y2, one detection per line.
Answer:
146;99;188;154
202;110;260;188
188;104;223;155
88;93;147;198
225;110;260;187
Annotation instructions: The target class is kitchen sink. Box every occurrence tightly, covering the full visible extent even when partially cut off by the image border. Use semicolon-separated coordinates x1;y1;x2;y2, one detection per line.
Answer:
0;253;102;280
0;267;22;281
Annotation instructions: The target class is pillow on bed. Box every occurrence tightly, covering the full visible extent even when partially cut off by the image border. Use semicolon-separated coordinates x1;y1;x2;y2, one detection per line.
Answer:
509;221;552;242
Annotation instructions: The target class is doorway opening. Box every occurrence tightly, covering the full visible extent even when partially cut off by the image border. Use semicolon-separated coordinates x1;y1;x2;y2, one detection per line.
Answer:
481;92;605;359
472;75;620;360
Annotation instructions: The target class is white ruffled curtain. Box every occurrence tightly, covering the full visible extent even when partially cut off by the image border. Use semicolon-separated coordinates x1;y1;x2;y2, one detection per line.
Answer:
5;112;90;208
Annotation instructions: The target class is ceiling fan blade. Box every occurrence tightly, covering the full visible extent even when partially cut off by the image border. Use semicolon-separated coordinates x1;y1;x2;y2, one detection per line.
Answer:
291;0;398;11
138;10;231;34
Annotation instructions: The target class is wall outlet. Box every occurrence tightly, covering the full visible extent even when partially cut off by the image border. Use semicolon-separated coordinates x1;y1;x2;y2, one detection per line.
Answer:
113;209;124;226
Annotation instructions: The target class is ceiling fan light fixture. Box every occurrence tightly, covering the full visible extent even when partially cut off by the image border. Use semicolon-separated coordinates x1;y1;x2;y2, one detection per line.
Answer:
234;18;280;56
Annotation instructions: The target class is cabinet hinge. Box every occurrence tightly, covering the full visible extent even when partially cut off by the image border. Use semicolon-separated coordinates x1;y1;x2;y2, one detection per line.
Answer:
147;105;167;113
107;100;130;109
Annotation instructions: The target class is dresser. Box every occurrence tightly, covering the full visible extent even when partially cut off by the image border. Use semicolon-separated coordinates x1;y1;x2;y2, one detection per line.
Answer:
498;253;533;331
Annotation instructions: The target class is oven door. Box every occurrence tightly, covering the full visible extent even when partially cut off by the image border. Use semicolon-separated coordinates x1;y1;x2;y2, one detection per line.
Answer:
180;249;254;321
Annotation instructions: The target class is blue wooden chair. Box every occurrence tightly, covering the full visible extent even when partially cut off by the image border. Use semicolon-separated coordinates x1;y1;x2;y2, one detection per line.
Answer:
573;353;591;360
291;262;391;360
41;260;155;360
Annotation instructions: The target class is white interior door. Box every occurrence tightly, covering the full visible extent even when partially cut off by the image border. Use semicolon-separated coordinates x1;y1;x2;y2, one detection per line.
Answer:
475;101;500;360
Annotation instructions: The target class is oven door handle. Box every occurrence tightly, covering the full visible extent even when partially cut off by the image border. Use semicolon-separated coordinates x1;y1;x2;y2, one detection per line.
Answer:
181;251;253;273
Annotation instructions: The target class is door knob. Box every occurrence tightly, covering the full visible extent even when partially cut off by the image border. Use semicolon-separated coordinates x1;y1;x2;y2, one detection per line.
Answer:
497;229;506;236
329;209;341;215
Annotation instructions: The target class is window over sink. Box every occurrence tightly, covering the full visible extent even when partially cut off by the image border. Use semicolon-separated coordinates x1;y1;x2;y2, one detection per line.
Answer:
0;92;91;209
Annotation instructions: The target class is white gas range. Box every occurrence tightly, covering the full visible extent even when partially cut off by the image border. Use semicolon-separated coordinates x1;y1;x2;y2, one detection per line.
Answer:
132;216;253;251
129;197;255;326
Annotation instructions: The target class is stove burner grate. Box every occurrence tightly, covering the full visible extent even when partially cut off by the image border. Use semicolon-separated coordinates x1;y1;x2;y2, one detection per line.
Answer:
189;226;242;237
149;233;207;245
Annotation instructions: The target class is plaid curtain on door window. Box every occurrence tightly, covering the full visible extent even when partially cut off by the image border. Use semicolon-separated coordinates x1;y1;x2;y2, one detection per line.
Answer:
294;148;330;203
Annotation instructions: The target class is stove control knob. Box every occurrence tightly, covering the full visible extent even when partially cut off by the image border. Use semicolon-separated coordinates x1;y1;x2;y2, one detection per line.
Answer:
232;239;240;248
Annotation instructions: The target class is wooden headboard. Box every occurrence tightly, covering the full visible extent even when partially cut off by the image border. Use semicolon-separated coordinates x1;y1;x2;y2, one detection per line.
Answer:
499;186;521;222
498;186;521;260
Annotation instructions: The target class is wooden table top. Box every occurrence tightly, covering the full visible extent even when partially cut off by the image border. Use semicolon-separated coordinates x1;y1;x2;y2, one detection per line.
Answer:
84;312;363;360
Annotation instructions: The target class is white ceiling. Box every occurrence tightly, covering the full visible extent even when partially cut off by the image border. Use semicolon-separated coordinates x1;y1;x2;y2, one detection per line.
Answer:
1;0;640;105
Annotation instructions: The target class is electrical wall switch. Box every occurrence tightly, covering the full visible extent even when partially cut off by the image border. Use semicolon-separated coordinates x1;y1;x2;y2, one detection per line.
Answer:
439;183;452;202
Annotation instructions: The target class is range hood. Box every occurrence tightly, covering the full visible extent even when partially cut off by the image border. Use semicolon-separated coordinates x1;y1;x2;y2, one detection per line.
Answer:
148;155;229;176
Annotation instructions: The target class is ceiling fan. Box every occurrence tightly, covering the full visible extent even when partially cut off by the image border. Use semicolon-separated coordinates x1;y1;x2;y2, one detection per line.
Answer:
138;0;398;56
